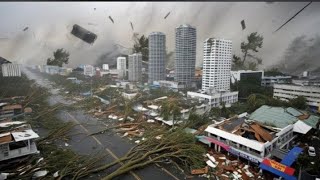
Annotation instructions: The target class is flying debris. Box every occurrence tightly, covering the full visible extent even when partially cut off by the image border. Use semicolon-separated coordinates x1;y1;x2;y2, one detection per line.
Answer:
23;27;29;31
94;8;96;11
130;22;134;31
164;12;171;19
241;20;246;30
274;1;312;33
108;16;114;24
70;24;97;44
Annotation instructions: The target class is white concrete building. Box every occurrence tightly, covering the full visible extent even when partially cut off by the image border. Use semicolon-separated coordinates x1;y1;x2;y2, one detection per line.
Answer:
231;70;264;84
128;53;142;82
273;84;320;109
148;32;166;84
44;65;60;75
1;64;21;77
117;57;127;79
175;24;196;87
202;38;232;91
187;91;238;108
152;80;185;91
83;65;95;77
102;64;109;70
261;76;291;87
203;119;297;163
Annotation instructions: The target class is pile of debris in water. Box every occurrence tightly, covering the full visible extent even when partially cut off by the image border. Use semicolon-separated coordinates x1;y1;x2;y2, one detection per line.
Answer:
191;150;263;180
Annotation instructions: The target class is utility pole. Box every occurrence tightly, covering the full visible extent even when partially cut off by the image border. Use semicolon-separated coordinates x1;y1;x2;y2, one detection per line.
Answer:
298;166;302;180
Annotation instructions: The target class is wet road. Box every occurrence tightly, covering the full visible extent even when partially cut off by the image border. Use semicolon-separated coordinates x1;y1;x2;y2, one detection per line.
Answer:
22;68;185;180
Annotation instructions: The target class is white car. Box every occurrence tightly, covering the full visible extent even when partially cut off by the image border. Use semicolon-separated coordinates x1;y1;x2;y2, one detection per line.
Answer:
308;146;316;157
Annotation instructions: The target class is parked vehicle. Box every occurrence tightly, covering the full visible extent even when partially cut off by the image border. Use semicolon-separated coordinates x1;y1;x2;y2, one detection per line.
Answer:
308;146;316;157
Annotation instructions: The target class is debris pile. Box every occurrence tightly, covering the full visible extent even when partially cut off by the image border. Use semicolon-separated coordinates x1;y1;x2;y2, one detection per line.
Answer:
197;150;263;180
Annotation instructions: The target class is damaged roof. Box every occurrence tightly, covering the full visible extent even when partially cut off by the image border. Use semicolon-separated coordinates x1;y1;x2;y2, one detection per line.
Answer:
0;56;11;64
249;105;319;128
11;129;39;142
2;104;22;110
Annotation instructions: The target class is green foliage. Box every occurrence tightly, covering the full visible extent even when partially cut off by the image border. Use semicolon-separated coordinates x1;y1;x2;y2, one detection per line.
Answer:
232;32;264;70
289;96;307;110
47;48;70;67
160;98;181;123
184;107;213;129
133;34;148;62
0;74;35;98
296;153;320;175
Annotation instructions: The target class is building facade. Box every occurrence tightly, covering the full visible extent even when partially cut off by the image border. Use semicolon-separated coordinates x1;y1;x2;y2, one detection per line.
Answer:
273;84;320;110
1;64;21;77
148;32;166;84
187;91;238;108
83;65;95;77
204;120;296;164
261;76;292;87
152;80;186;92
102;64;109;70
117;57;127;79
231;70;264;84
202;38;232;91
128;53;142;82
175;24;196;87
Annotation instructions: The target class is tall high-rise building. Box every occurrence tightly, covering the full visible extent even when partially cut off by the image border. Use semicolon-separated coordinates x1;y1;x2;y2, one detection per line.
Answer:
202;38;232;91
128;53;142;82
117;57;127;79
175;24;196;87
148;32;166;84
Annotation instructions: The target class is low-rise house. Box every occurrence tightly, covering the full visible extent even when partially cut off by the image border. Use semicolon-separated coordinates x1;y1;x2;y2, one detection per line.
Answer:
187;90;238;108
152;80;186;92
249;105;319;129
0;105;23;119
0;122;39;161
199;106;319;165
201;117;299;164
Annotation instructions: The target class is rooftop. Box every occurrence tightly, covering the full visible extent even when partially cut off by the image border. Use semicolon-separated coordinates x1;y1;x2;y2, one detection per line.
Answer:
211;117;278;144
177;24;195;29
249;105;319;129
2;104;22;110
0;121;39;144
149;32;165;36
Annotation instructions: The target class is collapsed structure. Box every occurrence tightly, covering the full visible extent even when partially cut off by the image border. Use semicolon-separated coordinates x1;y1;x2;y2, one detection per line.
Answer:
0;121;39;161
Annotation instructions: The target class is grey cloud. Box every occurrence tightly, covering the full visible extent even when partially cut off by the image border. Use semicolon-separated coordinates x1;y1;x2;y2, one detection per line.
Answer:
0;2;319;72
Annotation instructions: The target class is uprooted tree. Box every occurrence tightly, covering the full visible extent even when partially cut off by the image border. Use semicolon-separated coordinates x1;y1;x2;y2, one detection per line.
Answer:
85;127;206;180
47;48;70;67
232;32;263;70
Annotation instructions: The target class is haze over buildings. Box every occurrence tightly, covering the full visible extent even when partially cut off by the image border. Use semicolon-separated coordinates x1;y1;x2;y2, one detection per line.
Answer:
1;2;320;74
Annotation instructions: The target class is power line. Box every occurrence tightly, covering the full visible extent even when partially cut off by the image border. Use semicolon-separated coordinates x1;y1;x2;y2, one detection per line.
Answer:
274;1;312;33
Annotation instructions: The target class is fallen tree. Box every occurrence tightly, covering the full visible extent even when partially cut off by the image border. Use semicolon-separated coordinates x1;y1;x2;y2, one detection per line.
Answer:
80;127;206;179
